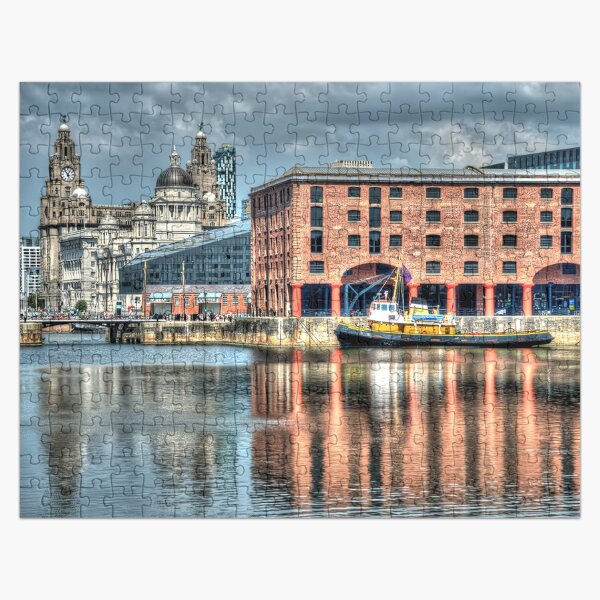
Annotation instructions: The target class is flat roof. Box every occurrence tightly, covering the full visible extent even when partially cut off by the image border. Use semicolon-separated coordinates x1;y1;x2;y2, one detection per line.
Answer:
250;166;580;193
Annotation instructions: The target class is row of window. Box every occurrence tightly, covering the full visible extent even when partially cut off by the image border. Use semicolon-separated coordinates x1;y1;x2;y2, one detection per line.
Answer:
313;232;568;251
310;186;575;203
312;207;574;226
309;259;576;276
173;295;249;306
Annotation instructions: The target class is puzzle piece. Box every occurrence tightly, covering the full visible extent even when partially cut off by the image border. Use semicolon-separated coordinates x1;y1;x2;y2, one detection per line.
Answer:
20;82;580;519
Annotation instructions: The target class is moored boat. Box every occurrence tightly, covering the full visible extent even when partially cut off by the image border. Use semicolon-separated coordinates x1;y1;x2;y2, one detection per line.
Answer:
335;260;553;348
335;322;553;347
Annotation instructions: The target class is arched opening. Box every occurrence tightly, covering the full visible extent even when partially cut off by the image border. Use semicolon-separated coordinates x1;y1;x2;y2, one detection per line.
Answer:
340;262;400;316
532;263;580;315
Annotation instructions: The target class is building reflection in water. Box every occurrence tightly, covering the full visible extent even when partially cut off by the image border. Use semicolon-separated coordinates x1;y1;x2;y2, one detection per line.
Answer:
249;347;580;517
22;340;579;517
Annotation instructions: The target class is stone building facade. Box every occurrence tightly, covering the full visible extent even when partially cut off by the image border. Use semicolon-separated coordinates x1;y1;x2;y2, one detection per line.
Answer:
39;120;230;311
250;164;580;317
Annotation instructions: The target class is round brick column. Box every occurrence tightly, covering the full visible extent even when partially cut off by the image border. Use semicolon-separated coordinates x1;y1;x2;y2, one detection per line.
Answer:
484;283;495;317
331;283;342;317
446;283;457;314
522;283;533;316
291;283;303;318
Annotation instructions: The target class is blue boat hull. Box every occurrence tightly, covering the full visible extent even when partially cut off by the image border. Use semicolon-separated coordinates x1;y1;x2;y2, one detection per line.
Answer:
335;324;554;348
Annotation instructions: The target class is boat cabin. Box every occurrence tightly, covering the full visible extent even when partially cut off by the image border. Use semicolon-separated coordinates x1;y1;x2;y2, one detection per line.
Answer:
368;294;456;334
368;300;401;323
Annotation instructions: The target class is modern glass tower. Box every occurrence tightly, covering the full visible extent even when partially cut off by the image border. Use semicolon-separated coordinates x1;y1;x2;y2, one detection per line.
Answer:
214;144;237;220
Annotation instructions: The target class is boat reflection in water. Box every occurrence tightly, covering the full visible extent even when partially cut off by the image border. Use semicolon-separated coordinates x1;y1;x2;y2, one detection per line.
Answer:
20;338;579;517
249;347;579;517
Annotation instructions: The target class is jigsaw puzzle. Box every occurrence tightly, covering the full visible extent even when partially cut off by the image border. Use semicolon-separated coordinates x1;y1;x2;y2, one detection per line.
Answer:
19;83;580;518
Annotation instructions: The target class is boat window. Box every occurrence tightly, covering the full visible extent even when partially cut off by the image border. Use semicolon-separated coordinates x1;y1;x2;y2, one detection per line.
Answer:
390;304;396;311
382;304;388;311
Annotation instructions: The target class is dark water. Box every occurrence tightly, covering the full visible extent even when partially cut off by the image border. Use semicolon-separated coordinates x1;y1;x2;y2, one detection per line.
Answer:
20;333;580;517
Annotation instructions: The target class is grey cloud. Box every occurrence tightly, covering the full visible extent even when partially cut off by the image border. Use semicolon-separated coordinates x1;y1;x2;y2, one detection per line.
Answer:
20;82;580;235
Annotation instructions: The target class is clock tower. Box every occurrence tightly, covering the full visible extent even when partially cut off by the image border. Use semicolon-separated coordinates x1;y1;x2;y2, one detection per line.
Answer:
39;117;92;310
187;123;219;197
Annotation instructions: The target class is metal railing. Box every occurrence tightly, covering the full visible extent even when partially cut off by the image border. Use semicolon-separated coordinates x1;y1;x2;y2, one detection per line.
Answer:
301;309;332;317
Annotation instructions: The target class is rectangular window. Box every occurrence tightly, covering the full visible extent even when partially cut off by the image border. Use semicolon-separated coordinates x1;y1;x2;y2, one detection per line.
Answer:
310;186;323;203
540;211;553;223
348;209;360;222
562;263;577;275
464;261;479;275
561;231;573;254
503;187;518;199
390;210;402;223
369;187;381;204
426;187;441;199
426;261;441;274
503;234;517;247
233;296;239;305
389;187;402;199
540;235;553;248
369;231;381;254
426;210;441;223
426;235;441;247
309;260;324;273
369;207;381;227
502;261;517;274
348;234;361;247
348;186;361;198
174;297;179;306
540;188;553;199
389;234;402;247
310;205;323;227
464;210;479;223
310;230;323;253
503;211;517;223
222;296;228;306
561;188;573;204
561;208;573;228
464;187;479;199
464;235;479;247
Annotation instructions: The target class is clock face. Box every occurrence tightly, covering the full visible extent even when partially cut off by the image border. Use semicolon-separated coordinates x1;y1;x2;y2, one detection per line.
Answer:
61;166;75;182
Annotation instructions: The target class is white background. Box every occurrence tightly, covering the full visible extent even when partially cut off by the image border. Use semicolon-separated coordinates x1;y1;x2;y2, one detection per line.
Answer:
2;1;597;598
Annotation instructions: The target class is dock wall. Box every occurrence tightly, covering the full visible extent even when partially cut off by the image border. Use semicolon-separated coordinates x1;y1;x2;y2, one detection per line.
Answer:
20;322;43;346
138;316;580;348
20;316;580;347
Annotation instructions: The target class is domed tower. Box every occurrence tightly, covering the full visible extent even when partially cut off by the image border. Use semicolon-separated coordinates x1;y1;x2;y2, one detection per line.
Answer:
132;201;156;239
98;213;119;246
151;147;203;242
187;124;219;197
155;148;195;195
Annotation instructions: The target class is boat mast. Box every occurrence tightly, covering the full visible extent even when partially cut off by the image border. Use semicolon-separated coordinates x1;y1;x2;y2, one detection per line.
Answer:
392;255;401;303
400;266;405;314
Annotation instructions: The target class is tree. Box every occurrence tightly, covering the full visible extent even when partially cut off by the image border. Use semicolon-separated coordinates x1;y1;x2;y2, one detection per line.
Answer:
75;300;88;313
27;293;39;308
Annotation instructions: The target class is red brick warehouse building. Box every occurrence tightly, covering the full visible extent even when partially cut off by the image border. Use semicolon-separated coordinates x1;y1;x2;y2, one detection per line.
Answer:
250;162;580;317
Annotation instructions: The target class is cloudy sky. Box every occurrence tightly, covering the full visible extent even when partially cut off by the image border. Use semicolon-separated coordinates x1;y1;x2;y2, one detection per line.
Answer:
19;82;580;236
